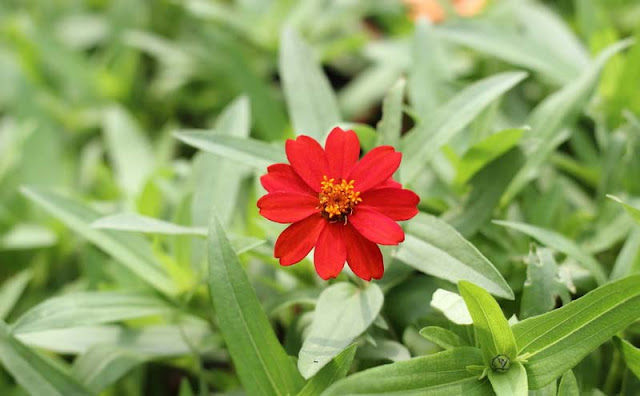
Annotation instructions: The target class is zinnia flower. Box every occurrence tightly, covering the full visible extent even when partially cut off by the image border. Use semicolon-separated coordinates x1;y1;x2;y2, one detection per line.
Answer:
257;127;419;281
404;0;487;22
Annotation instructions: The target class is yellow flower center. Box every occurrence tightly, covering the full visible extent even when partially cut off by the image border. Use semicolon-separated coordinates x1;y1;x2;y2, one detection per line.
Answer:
318;175;362;222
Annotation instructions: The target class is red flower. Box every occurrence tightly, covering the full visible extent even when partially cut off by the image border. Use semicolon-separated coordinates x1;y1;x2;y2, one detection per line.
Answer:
257;127;420;281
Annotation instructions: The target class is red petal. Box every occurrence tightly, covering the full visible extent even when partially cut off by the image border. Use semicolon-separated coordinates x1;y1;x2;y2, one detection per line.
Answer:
313;223;347;279
343;225;383;280
274;214;325;266
374;178;402;190
286;136;329;192
348;146;402;192
359;188;420;221
257;192;319;223
324;127;360;179
261;164;316;194
349;207;405;245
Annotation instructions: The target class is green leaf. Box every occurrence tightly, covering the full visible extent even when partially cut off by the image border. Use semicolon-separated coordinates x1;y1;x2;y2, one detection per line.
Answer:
614;337;640;380
0;269;32;321
208;213;303;395
376;78;405;148
459;281;518;367
0;321;92;396
607;195;640;224
20;187;176;295
611;226;640;280
430;289;473;325
11;291;174;334
520;246;571;319
356;339;411;362
71;344;147;394
419;326;466;350
503;39;633;203
298;282;383;379
0;224;57;250
296;344;356;396
280;27;341;140
102;106;154;197
174;130;285;169
455;128;526;185
488;361;528;396
512;275;640;389
322;347;493;395
494;220;607;285
401;71;527;182
396;213;514;299
557;370;579;396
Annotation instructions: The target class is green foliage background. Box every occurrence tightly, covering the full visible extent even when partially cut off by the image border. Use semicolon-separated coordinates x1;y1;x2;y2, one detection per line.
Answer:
1;0;640;395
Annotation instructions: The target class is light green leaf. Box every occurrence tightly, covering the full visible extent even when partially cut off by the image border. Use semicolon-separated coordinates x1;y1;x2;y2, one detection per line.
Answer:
12;291;174;334
322;347;492;395
512;275;640;389
459;281;518;366
0;269;32;321
520;246;571;319
16;322;213;356
396;213;513;299
0;224;57;250
455;128;526;185
298;282;383;379
503;39;633;203
280;27;341;140
419;326;466;350
401;71;527;182
356;339;411;362
557;370;579;396
376;78;405;148
494;220;607;285
174;130;285;169
20;187;176;295
607;195;640;224
430;289;473;325
71;344;147;394
102;106;154;197
208;213;303;395
614;337;640;380
488;361;528;396
0;321;92;396
611;226;640;280
296;344;356;396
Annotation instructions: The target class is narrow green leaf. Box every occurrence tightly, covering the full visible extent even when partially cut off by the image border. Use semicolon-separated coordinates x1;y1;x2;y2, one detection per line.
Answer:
12;291;174;334
298;282;383;379
20;187;175;295
174;130;285;169
557;370;580;396
102;106;154;197
0;224;57;250
397;213;514;299
322;347;492;395
419;326;466;350
488;361;528;396
401;71;527;182
430;289;473;325
494;220;607;285
280;27;341;140
608;195;640;224
71;344;147;394
503;39;633;203
512;275;640;389
611;226;640;280
376;78;405;148
0;321;92;396
459;281;518;366
296;344;356;396
0;269;32;321
614;337;640;380
208;213;303;395
455;128;526;185
520;246;571;319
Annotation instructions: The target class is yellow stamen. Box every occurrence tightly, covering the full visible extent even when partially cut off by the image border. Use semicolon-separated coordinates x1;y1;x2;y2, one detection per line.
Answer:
318;175;362;222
